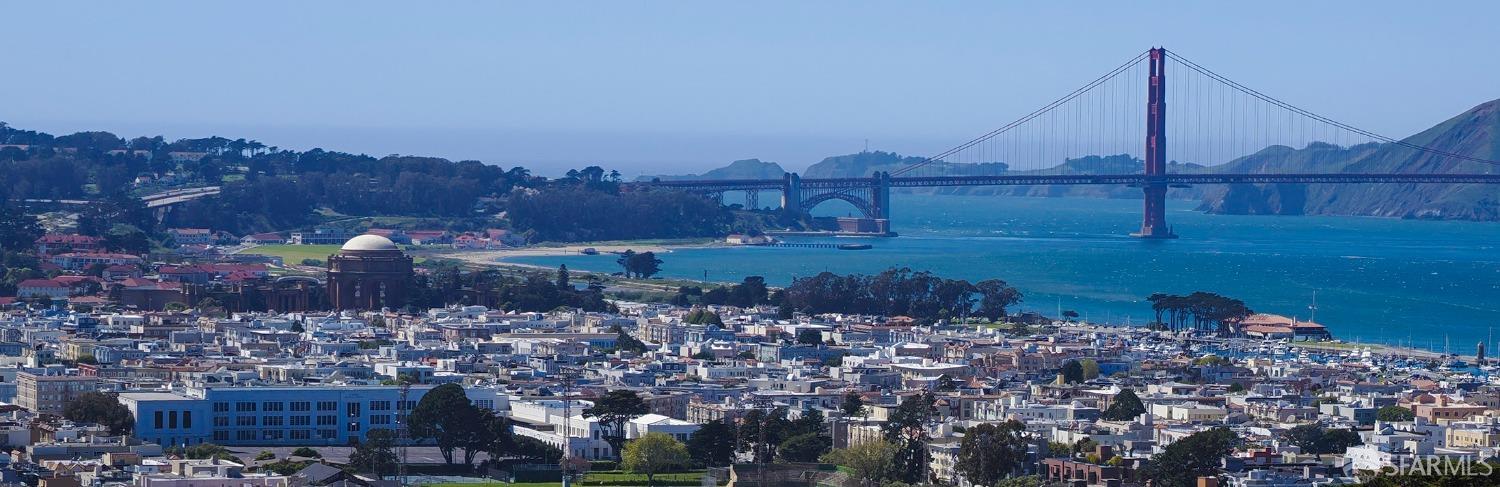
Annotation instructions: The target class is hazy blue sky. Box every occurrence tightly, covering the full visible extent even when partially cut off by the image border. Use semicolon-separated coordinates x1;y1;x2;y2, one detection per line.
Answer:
5;1;1497;176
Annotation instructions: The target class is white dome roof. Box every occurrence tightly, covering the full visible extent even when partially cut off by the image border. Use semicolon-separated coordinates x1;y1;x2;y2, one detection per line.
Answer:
341;234;399;252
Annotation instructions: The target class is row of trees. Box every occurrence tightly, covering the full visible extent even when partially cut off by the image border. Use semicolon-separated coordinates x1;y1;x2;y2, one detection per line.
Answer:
1282;424;1362;459
356;383;560;477
818;391;1248;487
2;122;752;242
821;396;1032;487
616;250;664;279
551;388;832;485
1146;292;1253;333
62;392;135;436
406;263;613;313
671;276;772;308
1140;427;1240;487
0;206;45;296
780;268;1023;323
679;408;834;469
508;186;733;243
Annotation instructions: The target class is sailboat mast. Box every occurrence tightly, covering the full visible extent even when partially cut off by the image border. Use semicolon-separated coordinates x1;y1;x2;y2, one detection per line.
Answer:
1307;290;1318;324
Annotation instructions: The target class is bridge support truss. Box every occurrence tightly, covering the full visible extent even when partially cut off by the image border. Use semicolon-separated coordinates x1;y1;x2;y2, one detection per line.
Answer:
790;172;890;220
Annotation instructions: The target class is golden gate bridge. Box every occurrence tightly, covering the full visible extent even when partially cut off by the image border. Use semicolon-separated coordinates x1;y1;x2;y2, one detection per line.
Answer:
634;47;1500;238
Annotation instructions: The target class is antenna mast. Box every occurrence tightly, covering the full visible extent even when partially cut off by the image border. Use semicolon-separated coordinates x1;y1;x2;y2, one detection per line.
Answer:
560;367;580;487
397;380;411;486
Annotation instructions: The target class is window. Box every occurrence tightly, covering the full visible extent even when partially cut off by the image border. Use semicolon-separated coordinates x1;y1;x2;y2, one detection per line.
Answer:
237;430;255;440
370;401;391;411
317;415;337;426
317;401;337;411
213;402;229;413
183;411;191;428
263;402;284;412
290;402;310;411
154;411;163;429
291;416;310;426
213;431;228;441
169;411;178;429
318;429;337;439
348;422;360;432
346;402;361;416
291;430;310;440
214;417;228;427
236;402;256;412
370;415;391;425
237;416;257;426
263;430;284;440
264;416;284;426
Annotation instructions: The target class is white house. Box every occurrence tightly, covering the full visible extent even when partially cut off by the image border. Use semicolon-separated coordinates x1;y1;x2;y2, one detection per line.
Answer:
625;414;700;443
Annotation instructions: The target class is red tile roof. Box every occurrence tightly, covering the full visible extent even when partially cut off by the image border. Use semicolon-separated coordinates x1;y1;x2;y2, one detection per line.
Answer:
35;234;102;245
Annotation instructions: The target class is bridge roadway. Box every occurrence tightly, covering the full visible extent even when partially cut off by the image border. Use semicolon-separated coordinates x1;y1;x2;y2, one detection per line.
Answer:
141;186;221;208
635;173;1500;191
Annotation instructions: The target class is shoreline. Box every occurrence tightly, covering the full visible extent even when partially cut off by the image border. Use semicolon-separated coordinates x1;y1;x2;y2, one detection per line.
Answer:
440;239;724;269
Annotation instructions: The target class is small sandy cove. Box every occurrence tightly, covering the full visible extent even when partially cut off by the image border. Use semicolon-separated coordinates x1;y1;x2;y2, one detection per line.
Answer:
445;242;710;268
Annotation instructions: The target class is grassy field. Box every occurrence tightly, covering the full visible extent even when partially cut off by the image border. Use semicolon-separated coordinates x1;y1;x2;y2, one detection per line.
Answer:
241;244;342;263
426;483;560;487
582;470;705;484
242;244;432;264
423;470;711;487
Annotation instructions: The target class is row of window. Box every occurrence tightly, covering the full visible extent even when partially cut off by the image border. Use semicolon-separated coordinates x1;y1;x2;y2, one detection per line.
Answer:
152;410;192;429
212;400;414;414
211;429;339;441
208;415;403;427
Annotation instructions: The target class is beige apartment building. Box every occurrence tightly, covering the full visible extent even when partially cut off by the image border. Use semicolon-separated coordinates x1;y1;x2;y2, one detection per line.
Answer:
17;372;100;415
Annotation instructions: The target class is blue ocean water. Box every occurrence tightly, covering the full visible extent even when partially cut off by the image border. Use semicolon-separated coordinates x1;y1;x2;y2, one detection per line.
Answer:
508;194;1500;355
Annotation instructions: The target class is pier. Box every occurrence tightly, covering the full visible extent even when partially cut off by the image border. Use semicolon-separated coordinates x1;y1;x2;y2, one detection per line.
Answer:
763;242;872;250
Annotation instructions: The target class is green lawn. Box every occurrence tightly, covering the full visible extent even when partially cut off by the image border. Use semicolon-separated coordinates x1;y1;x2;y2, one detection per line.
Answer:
582;470;705;483
241;244;341;263
425;483;560;487
422;470;710;487
242;244;429;264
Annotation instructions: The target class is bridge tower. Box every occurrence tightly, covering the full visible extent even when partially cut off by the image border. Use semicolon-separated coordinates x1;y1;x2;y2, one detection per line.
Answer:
1133;47;1177;239
872;171;891;220
781;173;802;213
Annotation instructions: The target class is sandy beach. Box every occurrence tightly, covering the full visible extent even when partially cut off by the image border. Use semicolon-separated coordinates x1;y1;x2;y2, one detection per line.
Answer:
443;241;720;269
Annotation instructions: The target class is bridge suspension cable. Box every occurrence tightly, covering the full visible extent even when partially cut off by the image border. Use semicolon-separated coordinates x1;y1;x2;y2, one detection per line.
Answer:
891;49;1151;177
890;47;1500;182
1163;49;1500;168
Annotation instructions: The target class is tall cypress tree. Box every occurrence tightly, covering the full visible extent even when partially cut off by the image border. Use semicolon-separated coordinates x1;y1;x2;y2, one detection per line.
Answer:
1102;388;1147;421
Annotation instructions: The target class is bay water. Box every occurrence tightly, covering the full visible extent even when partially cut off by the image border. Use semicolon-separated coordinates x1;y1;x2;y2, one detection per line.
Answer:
508;194;1500;355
